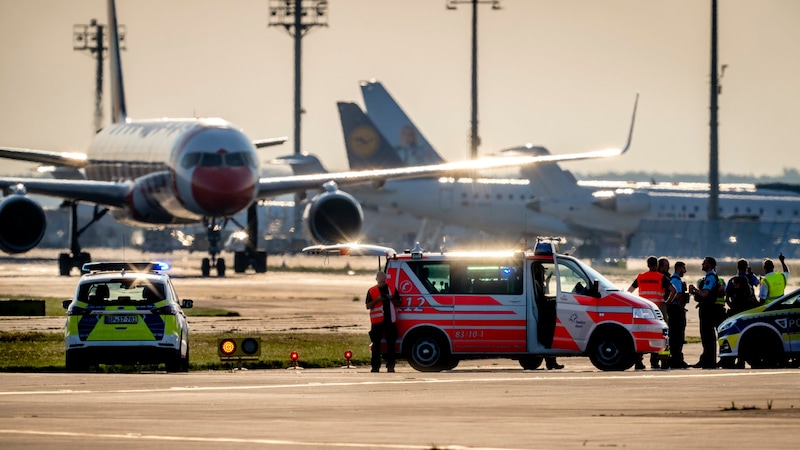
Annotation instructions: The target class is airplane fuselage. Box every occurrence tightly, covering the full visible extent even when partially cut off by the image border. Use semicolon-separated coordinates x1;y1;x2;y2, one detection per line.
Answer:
85;118;259;226
349;177;800;241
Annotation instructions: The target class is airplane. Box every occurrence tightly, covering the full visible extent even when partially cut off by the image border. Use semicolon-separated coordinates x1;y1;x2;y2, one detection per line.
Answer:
349;80;800;259
0;0;626;277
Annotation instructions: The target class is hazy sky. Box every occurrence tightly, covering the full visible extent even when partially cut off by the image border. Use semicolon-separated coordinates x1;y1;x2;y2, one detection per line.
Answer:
1;0;798;177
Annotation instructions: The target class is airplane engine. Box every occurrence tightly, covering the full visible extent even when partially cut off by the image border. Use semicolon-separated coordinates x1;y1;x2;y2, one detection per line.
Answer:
0;195;46;254
593;191;651;214
303;184;364;244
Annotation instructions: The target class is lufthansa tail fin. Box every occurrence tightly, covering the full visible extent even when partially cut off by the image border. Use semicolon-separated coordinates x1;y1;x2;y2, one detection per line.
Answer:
338;102;405;170
108;0;127;123
359;80;444;166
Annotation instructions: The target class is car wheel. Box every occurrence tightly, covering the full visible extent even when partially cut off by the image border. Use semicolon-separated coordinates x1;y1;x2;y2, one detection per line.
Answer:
741;328;787;369
588;327;636;371
406;331;452;372
518;356;544;370
65;351;88;372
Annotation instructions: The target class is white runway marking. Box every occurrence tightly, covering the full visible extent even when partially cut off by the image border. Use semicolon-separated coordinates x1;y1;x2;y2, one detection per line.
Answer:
0;370;792;396
0;429;528;450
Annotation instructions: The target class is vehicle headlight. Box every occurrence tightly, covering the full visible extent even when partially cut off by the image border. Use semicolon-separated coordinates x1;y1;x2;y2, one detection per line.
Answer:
718;320;735;334
633;308;656;319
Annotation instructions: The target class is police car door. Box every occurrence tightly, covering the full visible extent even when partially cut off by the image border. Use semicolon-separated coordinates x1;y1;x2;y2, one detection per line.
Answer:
551;255;595;351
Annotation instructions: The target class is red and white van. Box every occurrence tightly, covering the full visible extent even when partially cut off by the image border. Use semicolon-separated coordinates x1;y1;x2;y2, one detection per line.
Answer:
306;242;668;371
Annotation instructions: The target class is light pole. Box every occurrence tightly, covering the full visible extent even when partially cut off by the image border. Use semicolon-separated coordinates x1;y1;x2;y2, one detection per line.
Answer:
446;0;501;160
268;0;328;156
268;0;328;250
73;19;126;134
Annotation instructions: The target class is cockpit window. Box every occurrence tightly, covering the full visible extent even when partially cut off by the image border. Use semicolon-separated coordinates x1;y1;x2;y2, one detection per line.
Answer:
180;152;201;169
180;151;255;169
200;153;223;167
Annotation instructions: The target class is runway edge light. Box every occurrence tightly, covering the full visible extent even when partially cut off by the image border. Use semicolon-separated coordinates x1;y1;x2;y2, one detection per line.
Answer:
217;337;261;361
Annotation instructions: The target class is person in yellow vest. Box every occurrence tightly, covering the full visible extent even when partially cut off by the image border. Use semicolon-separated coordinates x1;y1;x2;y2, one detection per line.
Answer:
628;256;676;370
366;271;401;372
759;253;789;305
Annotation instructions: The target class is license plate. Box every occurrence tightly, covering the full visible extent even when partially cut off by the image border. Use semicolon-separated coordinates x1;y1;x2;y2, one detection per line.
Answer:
104;315;138;324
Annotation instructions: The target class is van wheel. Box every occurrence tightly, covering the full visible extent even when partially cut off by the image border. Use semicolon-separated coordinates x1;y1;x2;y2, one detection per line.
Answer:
741;329;786;368
518;356;544;370
588;327;635;371
406;332;452;372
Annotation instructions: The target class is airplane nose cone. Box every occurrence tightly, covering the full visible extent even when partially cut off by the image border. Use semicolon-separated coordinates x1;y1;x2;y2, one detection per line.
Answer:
191;166;256;216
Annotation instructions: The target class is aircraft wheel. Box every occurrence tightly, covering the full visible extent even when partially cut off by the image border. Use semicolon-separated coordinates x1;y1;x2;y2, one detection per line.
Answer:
201;258;211;277
254;251;267;273
216;258;226;277
234;252;247;273
58;253;72;276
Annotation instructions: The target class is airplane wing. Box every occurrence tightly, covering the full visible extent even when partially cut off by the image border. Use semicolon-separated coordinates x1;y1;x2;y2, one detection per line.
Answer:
253;137;289;148
0;136;286;168
257;93;637;198
0;147;89;169
0;177;133;207
256;145;630;198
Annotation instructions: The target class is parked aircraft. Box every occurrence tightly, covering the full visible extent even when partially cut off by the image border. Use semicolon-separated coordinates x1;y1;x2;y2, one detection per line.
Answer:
351;80;800;258
0;1;624;276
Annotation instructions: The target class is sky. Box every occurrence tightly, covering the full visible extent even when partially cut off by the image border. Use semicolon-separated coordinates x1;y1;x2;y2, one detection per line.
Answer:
0;0;798;178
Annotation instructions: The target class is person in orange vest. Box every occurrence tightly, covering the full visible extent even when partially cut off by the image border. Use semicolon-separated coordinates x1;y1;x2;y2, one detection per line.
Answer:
366;271;401;372
759;253;789;304
628;256;676;370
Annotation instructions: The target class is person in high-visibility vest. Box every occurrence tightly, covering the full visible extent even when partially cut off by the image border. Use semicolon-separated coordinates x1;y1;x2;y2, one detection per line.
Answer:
759;253;789;304
366;271;401;372
628;256;676;370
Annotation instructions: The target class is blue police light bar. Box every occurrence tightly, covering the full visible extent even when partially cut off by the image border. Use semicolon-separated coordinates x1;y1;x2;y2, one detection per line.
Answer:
81;261;170;274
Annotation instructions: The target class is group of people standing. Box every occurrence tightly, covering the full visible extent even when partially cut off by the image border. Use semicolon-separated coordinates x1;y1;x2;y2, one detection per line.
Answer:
630;253;789;370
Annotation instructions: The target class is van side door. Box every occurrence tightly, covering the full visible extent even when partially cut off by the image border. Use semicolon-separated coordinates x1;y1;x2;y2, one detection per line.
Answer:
552;255;597;351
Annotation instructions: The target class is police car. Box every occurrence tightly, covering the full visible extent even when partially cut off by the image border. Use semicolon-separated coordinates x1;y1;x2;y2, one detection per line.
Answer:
62;262;193;372
718;287;800;368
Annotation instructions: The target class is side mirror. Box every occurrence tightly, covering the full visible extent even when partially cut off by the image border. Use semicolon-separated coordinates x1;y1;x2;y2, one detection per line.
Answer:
591;279;601;298
62;299;72;310
181;299;194;309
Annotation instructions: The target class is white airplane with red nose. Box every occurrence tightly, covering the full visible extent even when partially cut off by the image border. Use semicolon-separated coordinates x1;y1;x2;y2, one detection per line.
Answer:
0;0;629;277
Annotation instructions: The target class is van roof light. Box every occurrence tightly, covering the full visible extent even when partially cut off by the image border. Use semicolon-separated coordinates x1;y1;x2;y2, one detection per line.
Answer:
410;242;424;259
534;237;564;255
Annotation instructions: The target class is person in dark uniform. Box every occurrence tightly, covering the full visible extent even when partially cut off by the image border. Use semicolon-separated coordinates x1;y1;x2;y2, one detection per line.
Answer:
533;263;563;370
366;271;401;372
667;261;689;369
689;256;725;369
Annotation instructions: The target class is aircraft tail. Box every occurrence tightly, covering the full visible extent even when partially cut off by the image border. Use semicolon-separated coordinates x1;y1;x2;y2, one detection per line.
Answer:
338;102;405;170
359;80;444;166
108;0;127;123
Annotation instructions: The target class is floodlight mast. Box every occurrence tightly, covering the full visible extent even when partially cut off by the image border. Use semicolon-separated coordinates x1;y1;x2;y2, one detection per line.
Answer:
446;0;501;160
73;19;126;134
268;0;329;157
269;1;328;249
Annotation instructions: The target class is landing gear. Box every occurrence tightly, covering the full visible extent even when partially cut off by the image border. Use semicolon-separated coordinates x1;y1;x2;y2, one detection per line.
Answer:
202;217;228;278
58;202;108;276
231;203;267;274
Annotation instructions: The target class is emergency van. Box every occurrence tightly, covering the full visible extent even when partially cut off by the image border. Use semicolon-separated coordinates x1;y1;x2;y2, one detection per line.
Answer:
306;241;668;372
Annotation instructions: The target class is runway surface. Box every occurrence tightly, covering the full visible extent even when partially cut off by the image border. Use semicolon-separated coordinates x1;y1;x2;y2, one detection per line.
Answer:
1;250;798;449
